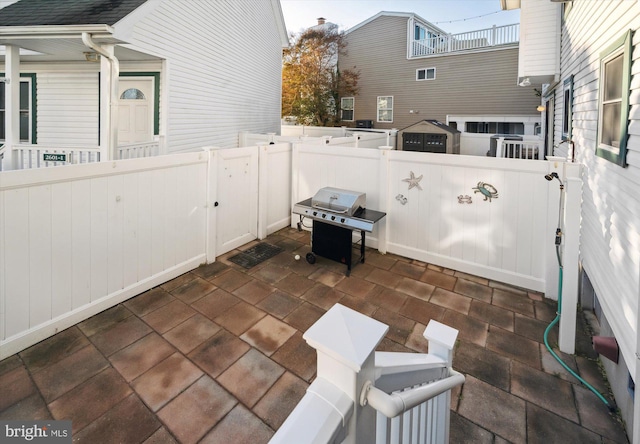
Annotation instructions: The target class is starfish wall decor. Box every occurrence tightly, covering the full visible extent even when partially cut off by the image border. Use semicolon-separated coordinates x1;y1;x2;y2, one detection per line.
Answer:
403;171;423;190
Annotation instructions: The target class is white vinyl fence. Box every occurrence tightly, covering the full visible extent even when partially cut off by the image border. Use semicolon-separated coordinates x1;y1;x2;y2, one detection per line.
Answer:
1;140;578;359
0;144;291;359
248;126;398;149
292;144;575;295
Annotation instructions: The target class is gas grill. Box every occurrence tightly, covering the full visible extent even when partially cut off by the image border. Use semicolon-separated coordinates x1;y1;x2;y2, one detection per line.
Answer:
293;187;386;276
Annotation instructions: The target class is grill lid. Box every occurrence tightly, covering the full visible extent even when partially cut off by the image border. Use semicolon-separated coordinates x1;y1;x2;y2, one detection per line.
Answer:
311;187;366;216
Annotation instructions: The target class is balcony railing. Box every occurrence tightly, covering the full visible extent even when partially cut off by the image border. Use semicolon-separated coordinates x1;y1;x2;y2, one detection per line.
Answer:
411;23;519;58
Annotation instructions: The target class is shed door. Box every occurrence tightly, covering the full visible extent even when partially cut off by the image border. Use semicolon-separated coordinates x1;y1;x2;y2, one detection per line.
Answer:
424;134;447;153
403;133;447;153
118;78;154;144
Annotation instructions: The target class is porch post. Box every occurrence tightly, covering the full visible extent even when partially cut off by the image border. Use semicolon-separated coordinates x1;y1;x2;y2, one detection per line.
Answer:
97;44;119;161
2;45;20;171
303;304;388;444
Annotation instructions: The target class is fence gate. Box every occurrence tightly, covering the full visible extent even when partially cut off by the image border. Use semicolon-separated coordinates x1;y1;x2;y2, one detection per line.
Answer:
215;146;259;255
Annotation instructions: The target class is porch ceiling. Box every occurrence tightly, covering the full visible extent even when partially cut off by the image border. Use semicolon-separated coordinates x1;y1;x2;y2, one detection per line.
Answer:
0;38;161;62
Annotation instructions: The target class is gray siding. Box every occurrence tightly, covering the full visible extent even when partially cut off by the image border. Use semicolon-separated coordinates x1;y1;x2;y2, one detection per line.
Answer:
340;15;540;131
550;1;640;433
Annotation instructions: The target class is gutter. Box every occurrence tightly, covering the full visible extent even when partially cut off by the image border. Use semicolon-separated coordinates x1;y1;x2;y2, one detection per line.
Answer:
0;24;114;39
82;32;119;161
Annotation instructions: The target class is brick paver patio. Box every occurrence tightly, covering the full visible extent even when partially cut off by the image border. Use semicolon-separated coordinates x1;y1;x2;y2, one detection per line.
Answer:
0;228;629;443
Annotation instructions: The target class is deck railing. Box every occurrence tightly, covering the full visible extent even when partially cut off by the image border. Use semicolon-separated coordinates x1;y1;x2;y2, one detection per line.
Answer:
11;144;101;169
495;137;542;160
0;140;161;170
411;23;519;57
117;140;161;159
270;305;464;444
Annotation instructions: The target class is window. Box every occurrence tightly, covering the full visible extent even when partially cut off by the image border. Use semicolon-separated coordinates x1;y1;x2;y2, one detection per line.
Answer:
465;121;524;135
416;68;436;81
0;74;36;143
377;96;393;122
340;97;354;121
596;30;632;166
562;75;573;140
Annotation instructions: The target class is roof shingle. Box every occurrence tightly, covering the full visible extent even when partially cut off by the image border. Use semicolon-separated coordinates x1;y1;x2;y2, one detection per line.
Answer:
0;0;148;27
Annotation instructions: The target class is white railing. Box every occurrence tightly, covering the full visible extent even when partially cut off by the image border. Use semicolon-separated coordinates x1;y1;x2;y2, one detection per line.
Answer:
271;305;464;444
11;144;101;169
496;137;542;160
1;140;161;171
411;23;519;57
117;140;161;159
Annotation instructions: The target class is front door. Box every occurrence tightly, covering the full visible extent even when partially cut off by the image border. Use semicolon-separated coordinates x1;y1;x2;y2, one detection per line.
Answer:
118;78;154;144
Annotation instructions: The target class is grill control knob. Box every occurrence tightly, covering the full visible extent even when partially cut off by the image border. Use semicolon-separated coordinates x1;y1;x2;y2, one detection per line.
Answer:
313;211;317;216
341;218;345;223
331;215;336;221
322;213;326;218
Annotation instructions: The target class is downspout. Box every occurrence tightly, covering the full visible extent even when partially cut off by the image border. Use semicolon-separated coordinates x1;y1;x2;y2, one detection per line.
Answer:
82;32;119;161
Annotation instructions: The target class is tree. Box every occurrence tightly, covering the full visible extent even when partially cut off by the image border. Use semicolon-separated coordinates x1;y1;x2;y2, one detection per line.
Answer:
282;25;359;126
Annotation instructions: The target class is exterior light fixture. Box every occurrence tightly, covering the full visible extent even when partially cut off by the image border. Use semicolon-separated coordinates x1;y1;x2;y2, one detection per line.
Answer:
519;77;531;87
83;52;100;62
537;105;546;112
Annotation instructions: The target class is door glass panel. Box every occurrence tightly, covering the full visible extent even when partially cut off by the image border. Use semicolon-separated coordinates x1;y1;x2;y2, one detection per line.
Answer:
120;88;146;100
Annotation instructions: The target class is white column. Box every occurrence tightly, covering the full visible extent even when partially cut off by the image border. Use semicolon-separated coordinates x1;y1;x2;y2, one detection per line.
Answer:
424;320;459;444
303;304;389;444
2;45;20;171
558;162;582;354
97;44;119;161
99;49;112;161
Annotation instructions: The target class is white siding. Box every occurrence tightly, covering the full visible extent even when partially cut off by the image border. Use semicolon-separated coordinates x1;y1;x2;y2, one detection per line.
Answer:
553;0;640;379
37;71;99;146
518;0;561;80
119;0;284;151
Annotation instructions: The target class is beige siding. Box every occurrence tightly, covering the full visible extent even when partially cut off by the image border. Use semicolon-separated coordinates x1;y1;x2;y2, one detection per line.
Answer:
552;0;640;418
123;0;284;151
340;15;540;131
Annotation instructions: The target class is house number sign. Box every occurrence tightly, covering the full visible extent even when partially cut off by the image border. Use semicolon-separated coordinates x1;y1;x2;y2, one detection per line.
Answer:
43;153;66;162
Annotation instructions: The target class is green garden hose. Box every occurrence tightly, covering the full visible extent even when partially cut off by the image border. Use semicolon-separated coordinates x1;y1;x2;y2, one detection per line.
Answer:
543;173;615;412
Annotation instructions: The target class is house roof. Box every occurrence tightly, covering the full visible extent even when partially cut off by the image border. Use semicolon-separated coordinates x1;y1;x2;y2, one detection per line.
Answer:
345;11;448;36
0;0;148;26
399;119;461;134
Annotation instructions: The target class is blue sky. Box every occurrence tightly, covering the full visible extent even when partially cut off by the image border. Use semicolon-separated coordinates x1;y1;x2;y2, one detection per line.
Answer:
280;0;520;35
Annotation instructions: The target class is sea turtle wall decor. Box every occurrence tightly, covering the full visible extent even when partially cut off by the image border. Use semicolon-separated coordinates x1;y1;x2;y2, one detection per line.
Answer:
472;182;498;202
